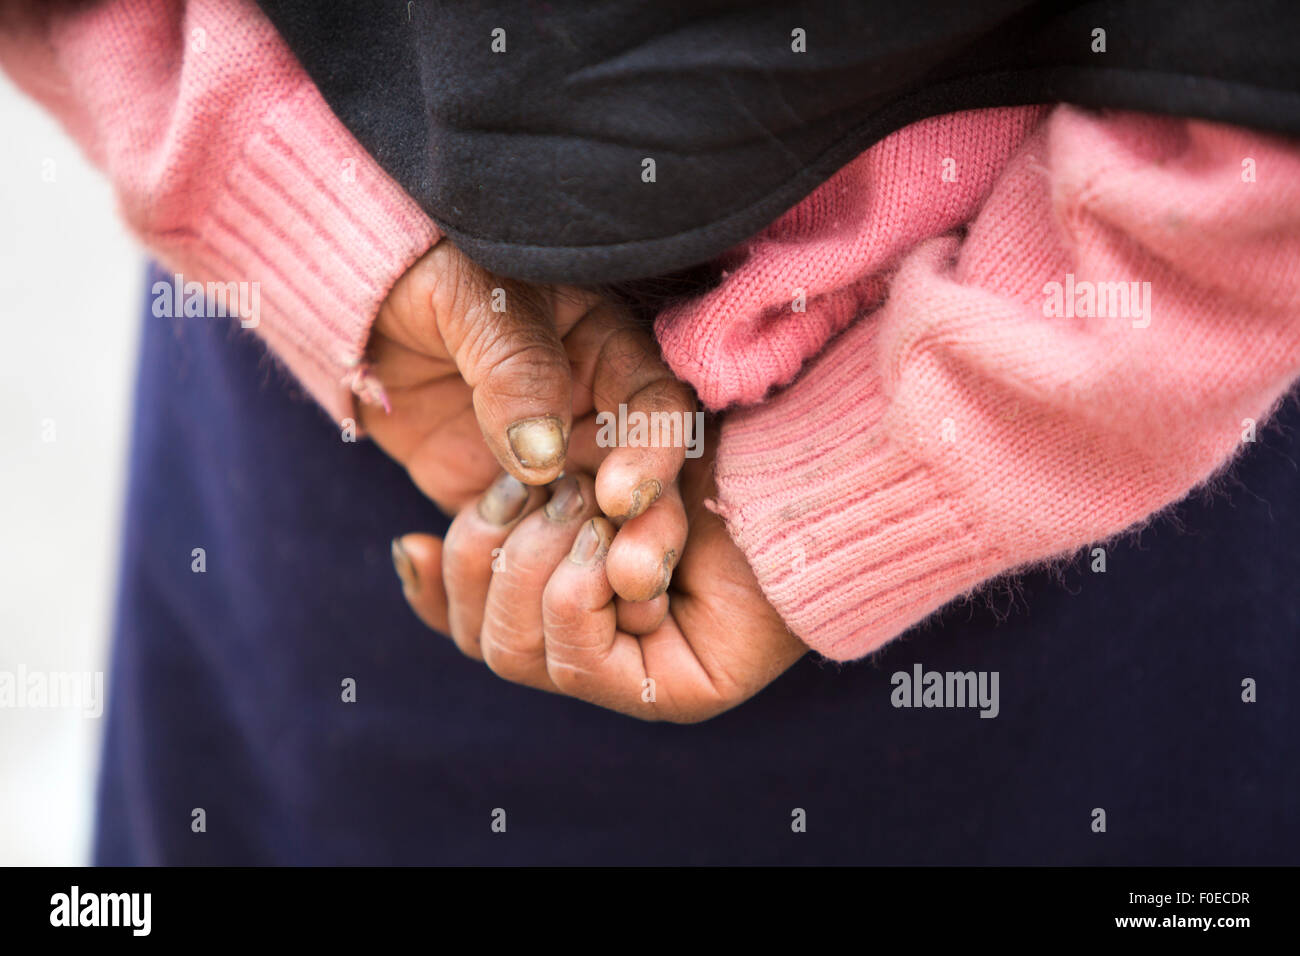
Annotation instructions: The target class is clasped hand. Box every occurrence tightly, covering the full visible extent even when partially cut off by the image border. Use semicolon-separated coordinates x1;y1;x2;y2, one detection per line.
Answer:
364;242;805;722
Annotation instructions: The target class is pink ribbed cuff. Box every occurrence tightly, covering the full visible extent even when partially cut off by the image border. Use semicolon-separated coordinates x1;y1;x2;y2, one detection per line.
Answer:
168;84;440;423
713;321;1001;661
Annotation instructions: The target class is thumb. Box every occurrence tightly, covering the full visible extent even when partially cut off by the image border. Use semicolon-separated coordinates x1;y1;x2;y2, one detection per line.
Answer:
391;534;450;635
429;244;573;484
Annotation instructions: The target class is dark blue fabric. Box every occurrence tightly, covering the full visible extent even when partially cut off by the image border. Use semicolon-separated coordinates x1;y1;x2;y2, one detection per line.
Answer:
95;266;1300;865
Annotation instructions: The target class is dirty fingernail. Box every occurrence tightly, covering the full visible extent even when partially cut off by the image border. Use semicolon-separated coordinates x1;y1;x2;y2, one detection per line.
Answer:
625;477;662;520
568;518;608;566
507;415;566;470
545;474;584;521
391;537;418;595
648;548;677;599
477;472;530;525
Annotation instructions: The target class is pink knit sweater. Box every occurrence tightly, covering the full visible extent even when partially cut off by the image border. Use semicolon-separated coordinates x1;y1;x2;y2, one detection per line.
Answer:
0;0;440;423
659;106;1300;660
7;1;1299;663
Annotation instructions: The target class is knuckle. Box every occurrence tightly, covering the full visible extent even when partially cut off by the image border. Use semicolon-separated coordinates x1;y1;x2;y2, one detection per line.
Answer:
479;626;536;681
479;638;522;680
542;627;614;685
422;252;474;335
439;521;477;580
596;327;661;383
451;634;484;663
544;655;593;696
453;290;562;380
638;376;696;414
657;686;719;725
500;519;555;577
541;579;583;627
479;342;569;407
651;674;728;725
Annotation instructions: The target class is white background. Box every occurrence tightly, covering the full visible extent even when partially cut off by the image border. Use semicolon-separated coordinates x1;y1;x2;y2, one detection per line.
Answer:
0;72;142;865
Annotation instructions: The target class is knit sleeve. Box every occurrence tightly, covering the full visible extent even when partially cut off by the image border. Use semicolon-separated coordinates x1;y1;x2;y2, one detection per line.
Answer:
654;106;1049;411
0;0;439;423
708;106;1300;661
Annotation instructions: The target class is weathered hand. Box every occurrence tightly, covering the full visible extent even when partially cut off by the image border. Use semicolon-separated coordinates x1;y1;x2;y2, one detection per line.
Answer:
367;241;695;602
394;429;807;723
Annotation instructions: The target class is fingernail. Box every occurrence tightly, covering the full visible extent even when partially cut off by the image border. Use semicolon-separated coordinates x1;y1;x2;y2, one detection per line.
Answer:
507;415;566;470
568;518;608;566
544;474;584;522
477;472;530;525
648;548;678;599
625;477;662;520
391;537;418;594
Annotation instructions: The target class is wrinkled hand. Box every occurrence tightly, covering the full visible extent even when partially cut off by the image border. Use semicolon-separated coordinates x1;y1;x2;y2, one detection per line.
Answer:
367;241;694;602
394;429;808;722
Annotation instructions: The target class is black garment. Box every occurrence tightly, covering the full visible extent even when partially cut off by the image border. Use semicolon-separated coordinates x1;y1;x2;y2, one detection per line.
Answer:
258;0;1300;283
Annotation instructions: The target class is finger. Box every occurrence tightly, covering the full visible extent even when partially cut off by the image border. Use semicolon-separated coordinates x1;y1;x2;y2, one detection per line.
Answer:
442;472;547;660
605;481;687;602
551;285;607;336
541;518;713;720
615;594;668;636
565;309;698;520
545;514;803;722
592;377;697;521
563;411;613;476
400;394;501;514
391;534;449;634
479;473;599;690
427;243;574;485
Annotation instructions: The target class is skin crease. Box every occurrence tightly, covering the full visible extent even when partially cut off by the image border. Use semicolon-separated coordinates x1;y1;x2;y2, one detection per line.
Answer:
397;424;808;724
363;240;694;603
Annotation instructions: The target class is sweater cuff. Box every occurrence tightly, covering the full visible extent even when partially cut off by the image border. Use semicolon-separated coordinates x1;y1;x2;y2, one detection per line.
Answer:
176;84;440;424
712;320;1001;662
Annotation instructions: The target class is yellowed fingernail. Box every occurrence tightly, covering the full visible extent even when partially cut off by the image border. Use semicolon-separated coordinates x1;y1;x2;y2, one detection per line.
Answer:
477;472;530;525
544;474;584;521
624;477;662;520
648;548;677;599
507;415;566;470
568;518;608;566
391;537;418;595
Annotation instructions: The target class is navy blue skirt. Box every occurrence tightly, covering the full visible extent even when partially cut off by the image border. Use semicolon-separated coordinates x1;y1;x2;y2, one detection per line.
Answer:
94;266;1300;864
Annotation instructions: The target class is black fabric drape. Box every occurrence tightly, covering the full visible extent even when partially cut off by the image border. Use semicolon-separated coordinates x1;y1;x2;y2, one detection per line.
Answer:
257;0;1300;282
